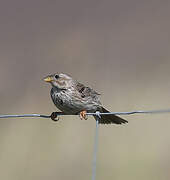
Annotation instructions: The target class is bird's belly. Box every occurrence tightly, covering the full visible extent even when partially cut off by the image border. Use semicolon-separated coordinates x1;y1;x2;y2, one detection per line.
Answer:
51;91;99;114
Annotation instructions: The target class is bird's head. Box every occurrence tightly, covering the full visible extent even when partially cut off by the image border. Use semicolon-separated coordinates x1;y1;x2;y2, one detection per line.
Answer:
43;73;73;89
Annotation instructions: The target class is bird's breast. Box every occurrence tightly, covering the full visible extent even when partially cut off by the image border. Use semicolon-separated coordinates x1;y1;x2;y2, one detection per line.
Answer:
50;88;100;114
50;88;78;114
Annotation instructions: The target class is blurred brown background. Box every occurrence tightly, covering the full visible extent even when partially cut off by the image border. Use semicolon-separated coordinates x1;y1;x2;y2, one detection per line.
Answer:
0;0;170;179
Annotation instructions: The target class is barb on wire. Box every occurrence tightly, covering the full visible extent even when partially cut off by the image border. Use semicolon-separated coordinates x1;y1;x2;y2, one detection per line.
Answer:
0;109;170;119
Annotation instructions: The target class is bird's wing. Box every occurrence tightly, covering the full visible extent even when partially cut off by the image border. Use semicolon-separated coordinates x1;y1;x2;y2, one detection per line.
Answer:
76;82;100;98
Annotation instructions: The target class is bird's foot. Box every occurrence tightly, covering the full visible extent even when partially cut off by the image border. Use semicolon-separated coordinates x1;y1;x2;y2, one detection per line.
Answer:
79;110;88;120
50;112;60;121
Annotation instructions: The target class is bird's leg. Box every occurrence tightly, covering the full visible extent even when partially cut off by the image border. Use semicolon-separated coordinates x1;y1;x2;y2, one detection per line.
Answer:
50;112;63;121
79;110;88;120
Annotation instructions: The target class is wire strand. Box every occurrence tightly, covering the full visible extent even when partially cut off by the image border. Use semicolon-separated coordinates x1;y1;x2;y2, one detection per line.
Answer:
0;109;170;119
92;117;99;180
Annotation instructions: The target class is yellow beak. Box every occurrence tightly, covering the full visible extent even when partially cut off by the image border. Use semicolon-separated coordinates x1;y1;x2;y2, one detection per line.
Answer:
43;76;53;82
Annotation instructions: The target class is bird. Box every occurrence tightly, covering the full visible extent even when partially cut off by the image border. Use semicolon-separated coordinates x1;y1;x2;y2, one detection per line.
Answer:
43;73;128;125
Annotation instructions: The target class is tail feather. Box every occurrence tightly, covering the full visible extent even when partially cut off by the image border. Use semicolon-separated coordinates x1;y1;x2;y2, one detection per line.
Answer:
94;107;128;125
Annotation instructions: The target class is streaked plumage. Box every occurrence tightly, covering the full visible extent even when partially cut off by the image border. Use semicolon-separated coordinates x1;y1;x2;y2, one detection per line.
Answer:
44;73;128;124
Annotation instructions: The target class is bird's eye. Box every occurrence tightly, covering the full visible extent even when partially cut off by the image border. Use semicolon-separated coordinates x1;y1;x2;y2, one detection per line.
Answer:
55;74;60;79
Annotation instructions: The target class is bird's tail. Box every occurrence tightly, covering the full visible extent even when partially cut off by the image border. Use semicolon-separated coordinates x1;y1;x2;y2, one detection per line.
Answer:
93;107;128;124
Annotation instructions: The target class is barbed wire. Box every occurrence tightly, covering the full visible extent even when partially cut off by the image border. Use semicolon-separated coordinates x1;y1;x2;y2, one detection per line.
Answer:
1;109;170;180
